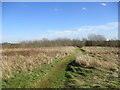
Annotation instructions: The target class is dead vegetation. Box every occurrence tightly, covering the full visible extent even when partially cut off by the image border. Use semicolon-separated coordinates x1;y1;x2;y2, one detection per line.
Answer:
76;47;119;72
1;46;75;79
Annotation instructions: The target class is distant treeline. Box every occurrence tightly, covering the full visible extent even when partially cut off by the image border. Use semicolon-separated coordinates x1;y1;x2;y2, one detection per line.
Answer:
2;39;84;48
1;39;119;49
1;34;119;48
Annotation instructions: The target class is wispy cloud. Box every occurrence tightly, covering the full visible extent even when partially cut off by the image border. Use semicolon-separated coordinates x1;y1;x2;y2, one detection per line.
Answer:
78;22;117;31
100;3;107;6
41;22;118;40
82;7;86;10
53;8;59;11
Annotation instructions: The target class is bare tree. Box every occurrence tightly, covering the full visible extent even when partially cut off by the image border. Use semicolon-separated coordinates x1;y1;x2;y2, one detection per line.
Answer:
88;34;107;41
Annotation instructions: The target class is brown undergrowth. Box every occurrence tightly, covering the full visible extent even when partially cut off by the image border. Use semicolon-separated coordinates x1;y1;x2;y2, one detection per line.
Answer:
1;46;75;79
76;47;119;72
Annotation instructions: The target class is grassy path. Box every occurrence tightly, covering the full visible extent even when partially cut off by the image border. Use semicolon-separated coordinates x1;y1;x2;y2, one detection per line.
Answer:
30;54;75;88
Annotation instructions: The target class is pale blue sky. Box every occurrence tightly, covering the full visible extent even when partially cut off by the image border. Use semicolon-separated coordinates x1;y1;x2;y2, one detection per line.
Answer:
2;2;118;43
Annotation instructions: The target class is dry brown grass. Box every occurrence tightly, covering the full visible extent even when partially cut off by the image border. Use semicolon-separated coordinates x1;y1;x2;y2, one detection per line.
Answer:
1;46;75;79
76;47;119;72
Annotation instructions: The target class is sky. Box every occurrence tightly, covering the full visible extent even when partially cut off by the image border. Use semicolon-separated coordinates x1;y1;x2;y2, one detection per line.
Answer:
2;2;118;43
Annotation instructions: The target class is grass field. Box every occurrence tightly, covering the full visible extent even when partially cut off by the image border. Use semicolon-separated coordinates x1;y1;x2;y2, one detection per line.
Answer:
1;46;119;88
